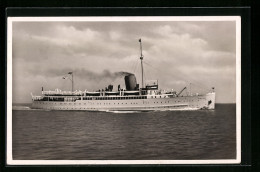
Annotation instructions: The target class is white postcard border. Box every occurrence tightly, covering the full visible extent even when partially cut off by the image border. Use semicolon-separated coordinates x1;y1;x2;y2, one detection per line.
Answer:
7;16;241;165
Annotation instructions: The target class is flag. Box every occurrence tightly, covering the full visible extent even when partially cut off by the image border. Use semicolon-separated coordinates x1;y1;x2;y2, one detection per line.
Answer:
139;38;141;42
68;72;73;74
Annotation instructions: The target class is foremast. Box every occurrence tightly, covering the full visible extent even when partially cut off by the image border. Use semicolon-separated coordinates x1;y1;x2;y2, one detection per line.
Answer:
62;72;74;92
139;38;144;88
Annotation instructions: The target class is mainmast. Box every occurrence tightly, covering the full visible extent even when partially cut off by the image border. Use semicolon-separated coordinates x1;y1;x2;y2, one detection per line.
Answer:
139;38;144;88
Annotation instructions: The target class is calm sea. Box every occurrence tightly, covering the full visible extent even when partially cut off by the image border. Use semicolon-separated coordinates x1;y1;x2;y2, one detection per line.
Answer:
12;104;236;160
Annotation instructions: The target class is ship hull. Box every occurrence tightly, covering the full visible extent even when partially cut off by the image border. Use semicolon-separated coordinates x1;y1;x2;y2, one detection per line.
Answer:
32;93;215;111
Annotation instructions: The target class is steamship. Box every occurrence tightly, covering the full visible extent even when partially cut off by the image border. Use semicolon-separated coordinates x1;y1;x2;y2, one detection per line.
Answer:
31;39;215;111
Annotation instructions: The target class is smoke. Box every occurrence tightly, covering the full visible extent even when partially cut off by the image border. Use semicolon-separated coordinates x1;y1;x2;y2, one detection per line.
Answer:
76;69;133;81
115;71;133;77
43;68;133;81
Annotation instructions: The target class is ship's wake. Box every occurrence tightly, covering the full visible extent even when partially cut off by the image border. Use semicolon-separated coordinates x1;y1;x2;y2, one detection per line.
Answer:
102;107;201;113
12;106;31;110
166;107;200;111
104;110;142;114
12;106;51;111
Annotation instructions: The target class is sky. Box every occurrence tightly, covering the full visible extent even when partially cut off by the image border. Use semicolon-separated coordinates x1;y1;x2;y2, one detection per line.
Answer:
12;19;237;103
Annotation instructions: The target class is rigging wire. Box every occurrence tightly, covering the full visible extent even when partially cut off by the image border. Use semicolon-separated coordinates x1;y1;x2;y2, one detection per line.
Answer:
130;58;137;73
143;61;212;92
135;62;141;85
143;63;151;80
143;66;146;85
133;58;139;74
185;87;189;96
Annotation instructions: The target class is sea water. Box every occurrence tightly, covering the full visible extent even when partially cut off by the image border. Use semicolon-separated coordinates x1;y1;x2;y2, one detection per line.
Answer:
12;104;236;160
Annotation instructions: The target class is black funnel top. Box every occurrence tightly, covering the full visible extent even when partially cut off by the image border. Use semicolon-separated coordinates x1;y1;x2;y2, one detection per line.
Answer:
124;74;137;91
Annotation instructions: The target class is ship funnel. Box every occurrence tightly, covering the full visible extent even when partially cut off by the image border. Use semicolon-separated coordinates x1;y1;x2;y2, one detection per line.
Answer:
124;74;137;91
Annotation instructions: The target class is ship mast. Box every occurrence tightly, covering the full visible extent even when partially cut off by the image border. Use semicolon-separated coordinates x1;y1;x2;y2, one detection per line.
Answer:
139;38;144;88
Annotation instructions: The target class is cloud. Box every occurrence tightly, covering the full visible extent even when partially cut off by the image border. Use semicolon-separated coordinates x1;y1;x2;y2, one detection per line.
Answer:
12;20;237;103
155;25;174;36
